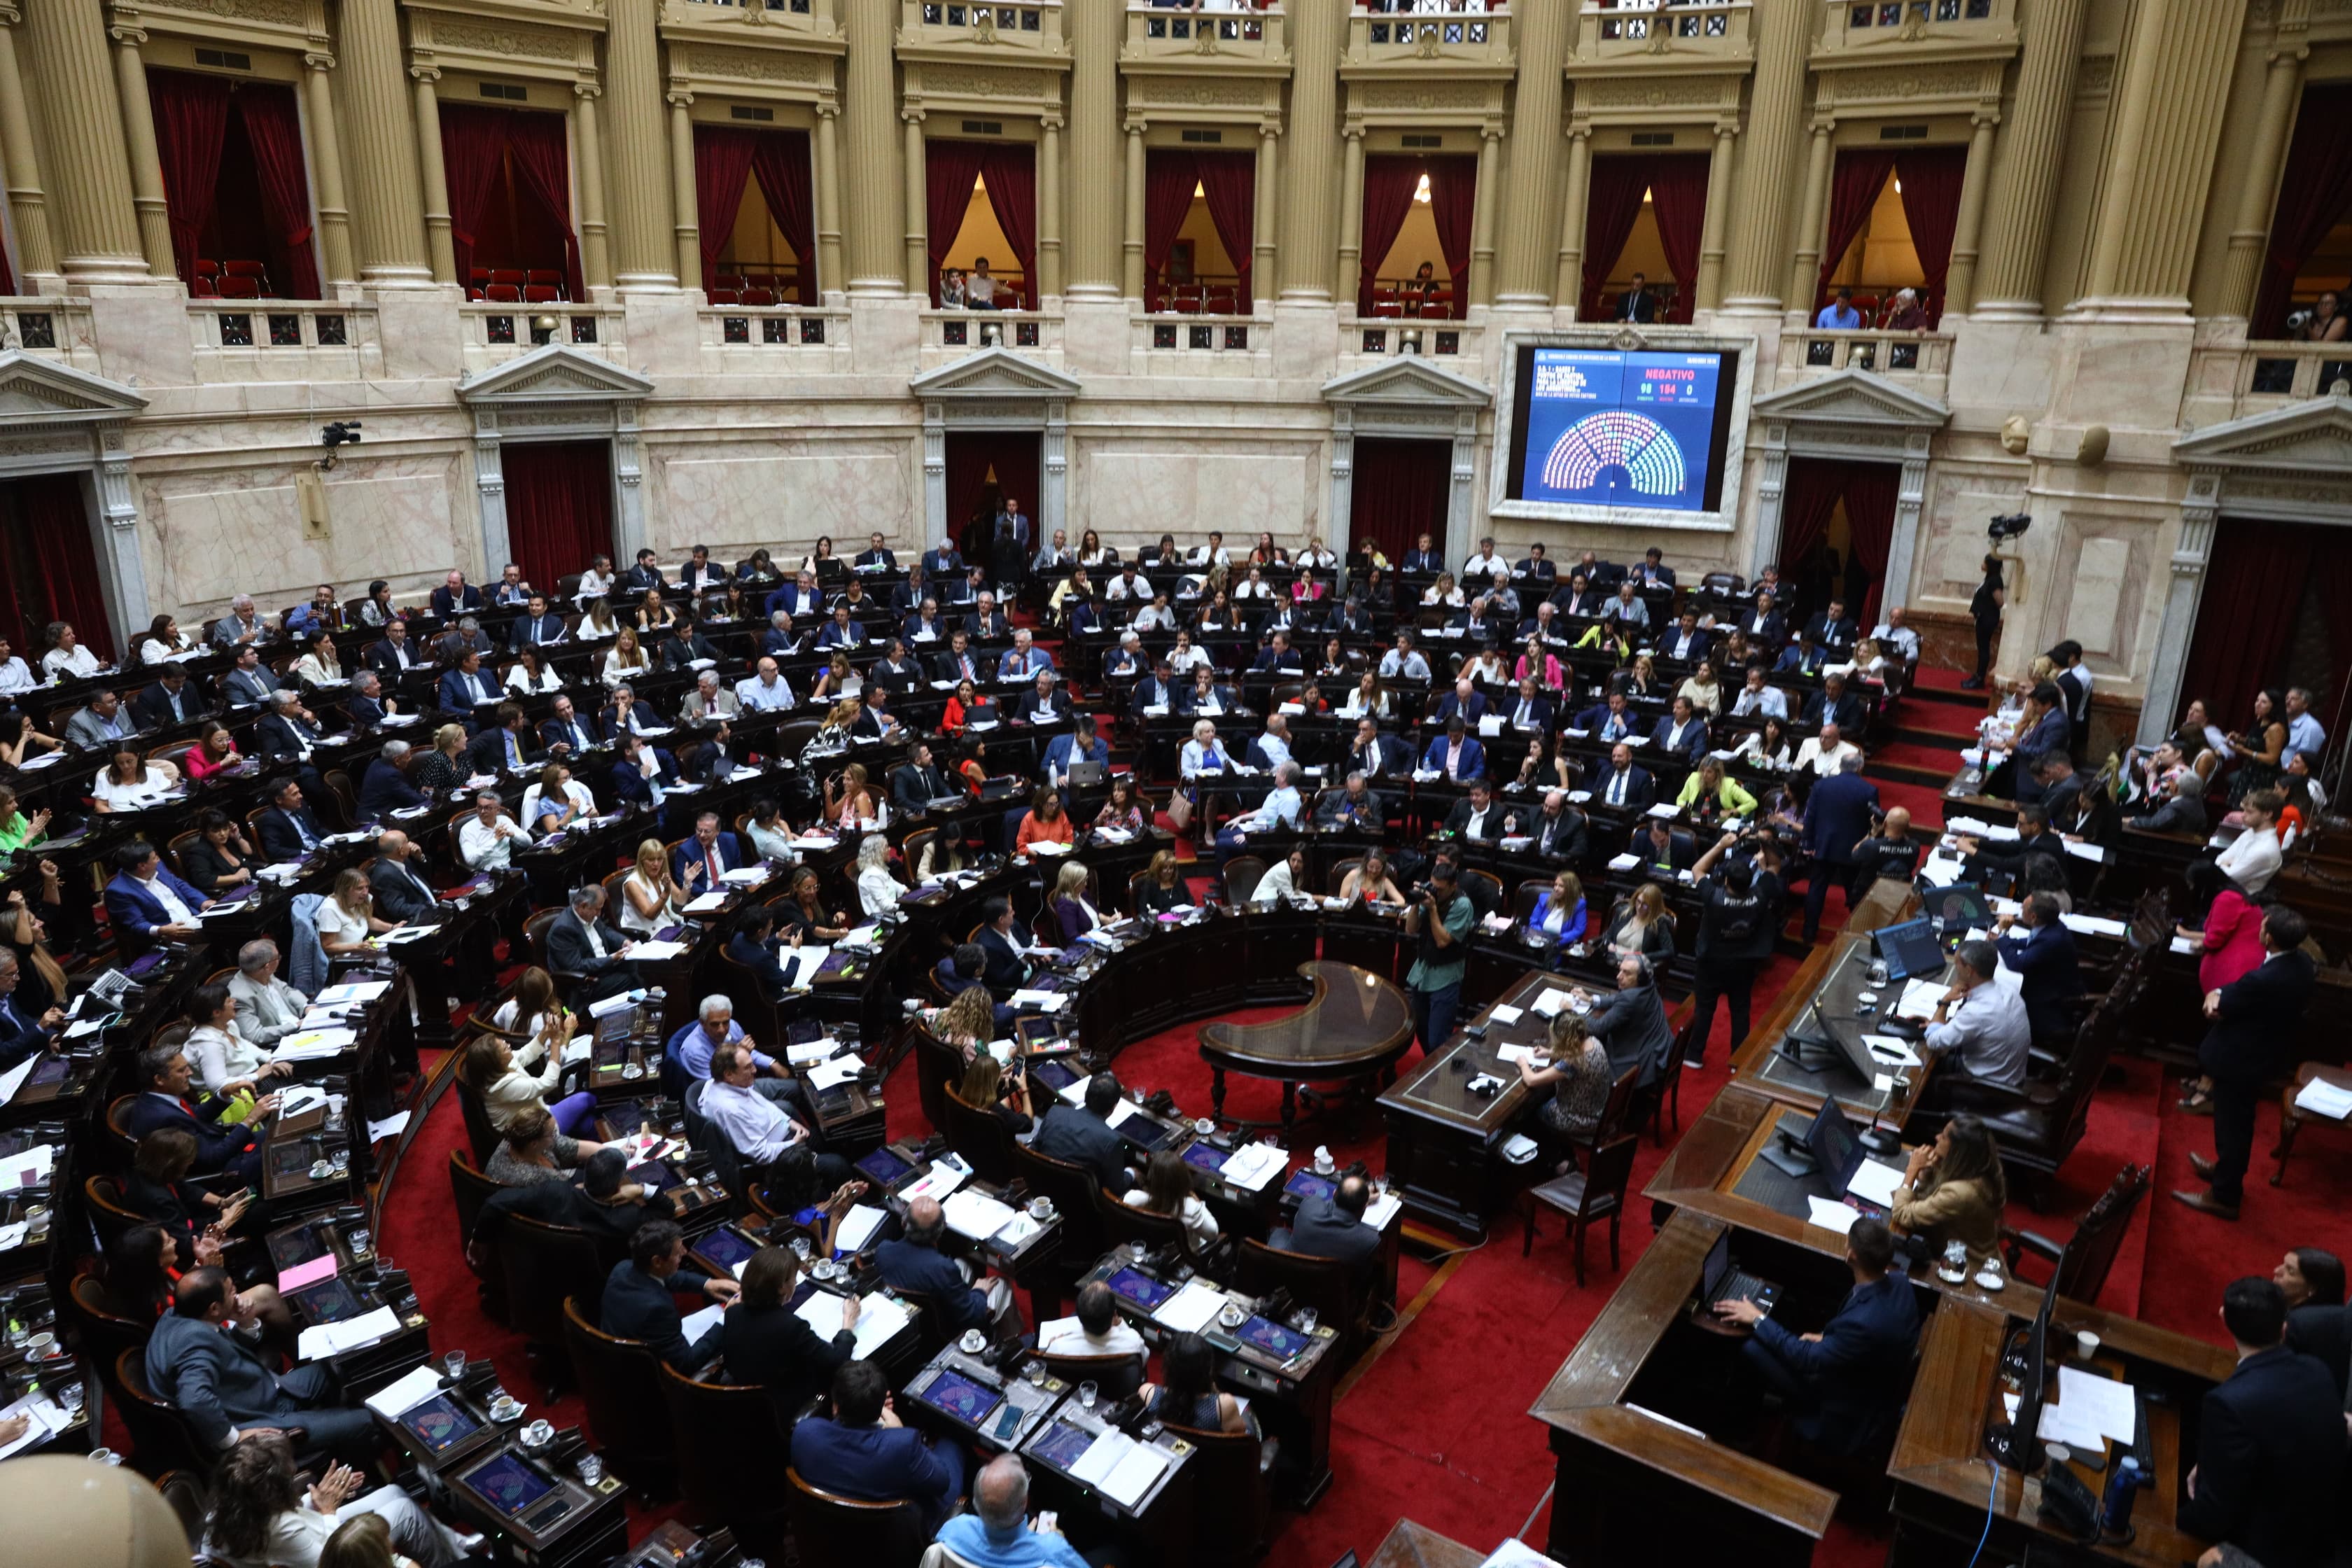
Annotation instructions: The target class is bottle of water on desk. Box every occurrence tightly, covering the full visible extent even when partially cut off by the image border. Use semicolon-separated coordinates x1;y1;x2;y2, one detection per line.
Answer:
2099;1455;2141;1541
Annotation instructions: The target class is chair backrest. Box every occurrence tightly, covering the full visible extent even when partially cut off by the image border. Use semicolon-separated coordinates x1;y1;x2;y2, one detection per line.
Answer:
1579;1137;1640;1215
1511;878;1549;926
1095;1184;1196;1260
447;1148;501;1242
83;1172;142;1247
498;1214;605;1347
680;1077;746;1200
155;1469;211;1551
940;1086;1016;1185
1157;1419;1269;1562
1222;855;1267;905
714;945;785;1044
1236;1238;1357;1345
1458;867;1503;920
70;1273;153;1371
1009;1141;1109;1260
1326;857;1364;896
909;1024;965;1134
662;1366;794;1532
114;1347;204;1475
1593;1065;1643;1144
1037;1348;1145;1401
2054;1164;2151;1304
451;1075;501;1168
562;1296;676;1484
785;1466;929;1568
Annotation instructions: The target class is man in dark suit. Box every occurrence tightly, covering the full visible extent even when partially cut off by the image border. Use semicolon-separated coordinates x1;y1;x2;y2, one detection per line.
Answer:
221;645;276;708
358;740;426;818
1430;678;1488;728
438;650;498;715
131;665;206;731
1401;533;1444;573
1250;630;1306;676
876;1196;1012;1336
929;630;984;687
2176;906;2320;1220
973;896;1036;994
1349;718;1413;783
1660;610;1710;664
1801;596;1857;653
1652;697;1710;764
1572;690;1640;744
1716;1217;1919;1457
788;1360;965;1534
963;591;1010;643
1314;772;1387;831
1042;728;1109;789
1502;678;1555;735
1628;817;1698;876
1270;1175;1382;1285
367;831;440;925
1954;804;2067;895
429;569;484;620
2009;683;2072;804
344;671;393;731
1130;660;1179;718
547;885;641;1002
601;1219;738;1372
2178;1275;2345;1568
2033;753;2086;829
722;1242;855;1425
615;549;667;594
869;639;925;696
468;704;540;775
255;778;329;862
124;1041;270;1182
892;742;953;817
766;572;824;622
1740;591;1787;647
1030;1072;1134;1193
673;811;748;892
1442;780;1508;844
1799;753;1880;941
147;1267;374;1462
1993;891;2085;1043
507;593;568;650
0;950;59;1072
920;538;963;580
252;690;324;763
1011;669;1070;726
1613;270;1659;323
363;619;422;679
1632;547;1676;589
540;694;597;756
609;733;679;811
854;531;898;571
1591;743;1656;812
1586;953;1675;1087
1531;790;1589;861
1801;672;1865;737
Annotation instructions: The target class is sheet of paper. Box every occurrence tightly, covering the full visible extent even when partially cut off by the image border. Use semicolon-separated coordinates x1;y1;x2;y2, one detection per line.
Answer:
272;1027;356;1061
1488;1004;1524;1026
626;939;690;960
1495;1043;1541;1065
1070;1427;1133;1488
2055;1367;2138;1443
1806;1196;1861;1235
0;1056;36;1106
1364;1191;1403;1232
682;890;729;913
848;1293;910;1358
297;1303;399;1362
0;1144;55;1186
900;1163;967;1203
0;1394;64;1460
278;1253;339;1291
841;923;883;947
2059;913;2128;938
2033;1396;2108;1451
0;1222;26;1251
1478;1542;1568;1568
836;1205;889;1252
1103;1098;1141;1128
1606;853;1641;872
1099;1441;1170;1507
788;1037;842;1067
587;989;641;1019
316;980;391;1005
1010;989;1070;1013
1530;988;1572;1018
805;1056;863;1091
941;1189;1016;1242
2292;1077;2352;1120
1893;979;1944;1021
1846;1158;1904;1208
62;1016;107;1041
363;1363;447;1419
1151;1279;1228;1334
1219;1142;1287;1191
1861;1033;1921;1068
678;1301;725;1344
367;1111;412;1144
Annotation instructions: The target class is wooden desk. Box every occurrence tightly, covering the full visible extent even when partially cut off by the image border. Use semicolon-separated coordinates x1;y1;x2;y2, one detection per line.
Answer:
1198;960;1415;1140
1366;1519;1485;1568
1888;1292;2232;1568
1529;1210;1840;1568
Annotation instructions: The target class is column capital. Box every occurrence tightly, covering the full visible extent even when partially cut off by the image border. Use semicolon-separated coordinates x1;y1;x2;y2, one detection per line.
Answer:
1343;122;1364;141
1480;122;1504;142
1258;120;1281;141
410;64;442;85
573;80;602;101
666;87;694;108
0;5;22;27
816;99;841;119
1713;117;1740;140
1970;99;2001;128
106;19;148;47
1807;115;1836;137
2269;41;2311;64
303;49;336;73
901;105;926;125
1040;109;1063;130
1123;116;1147;136
1566;117;1591;141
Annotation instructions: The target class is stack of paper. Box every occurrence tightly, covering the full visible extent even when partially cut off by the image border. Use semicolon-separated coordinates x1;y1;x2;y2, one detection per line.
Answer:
2293;1077;2352;1121
317;979;391;1007
1806;1196;1861;1235
1364;1191;1403;1231
805;1056;864;1091
902;1163;968;1203
794;1290;911;1359
273;1028;356;1063
1477;1542;1567;1568
1218;1143;1287;1191
788;1037;842;1067
836;1205;890;1252
297;1304;400;1362
379;925;435;944
625;939;690;960
2055;1367;2138;1442
1488;1004;1524;1026
679;1301;724;1343
941;1189;1016;1242
682;890;729;913
1846;1159;1904;1208
720;867;769;886
1530;989;1572;1018
1893;979;1945;1021
1150;1280;1228;1334
0;1144;55;1186
363;1364;448;1420
0;1057;36;1106
1010;990;1070;1013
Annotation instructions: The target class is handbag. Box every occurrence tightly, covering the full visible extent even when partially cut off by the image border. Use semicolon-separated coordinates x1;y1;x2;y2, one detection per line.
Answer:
1165;791;1194;832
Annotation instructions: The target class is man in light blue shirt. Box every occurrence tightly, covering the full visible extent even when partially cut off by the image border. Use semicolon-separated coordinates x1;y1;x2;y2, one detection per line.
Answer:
935;1455;1092;1568
2285;687;2326;763
1815;286;1863;330
734;657;797;713
997;628;1054;680
663;994;804;1106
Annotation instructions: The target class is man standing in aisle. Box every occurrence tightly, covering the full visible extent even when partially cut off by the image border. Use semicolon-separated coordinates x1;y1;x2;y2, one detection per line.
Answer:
1404;862;1475;1059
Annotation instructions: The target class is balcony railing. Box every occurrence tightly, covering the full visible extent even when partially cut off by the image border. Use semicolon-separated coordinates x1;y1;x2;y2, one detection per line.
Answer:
1817;0;2010;52
1575;1;1752;59
1348;1;1511;62
698;304;851;370
1132;314;1268;374
1124;2;1287;59
458;302;629;373
2188;339;2352;421
1775;328;1954;384
1344;318;1478;360
918;309;1063;369
188;302;382;383
662;0;838;34
0;298;100;372
906;1;1064;47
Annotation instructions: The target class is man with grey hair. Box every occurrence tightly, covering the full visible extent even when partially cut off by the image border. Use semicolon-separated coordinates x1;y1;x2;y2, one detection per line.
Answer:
209;594;264;648
937;1453;1090;1567
680;668;738;724
358;737;426;819
1581;951;1675;1088
346;667;394;729
1793;720;1861;780
2283;685;2326;764
660;993;805;1105
229;939;310;1048
1921;939;2030;1091
1315;768;1385;830
254;688;325;768
735;655;796;714
547;884;639;1002
762;608;799;657
457;790;528;872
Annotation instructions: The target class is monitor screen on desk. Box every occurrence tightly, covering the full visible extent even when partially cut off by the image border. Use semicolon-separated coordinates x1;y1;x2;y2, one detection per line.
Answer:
266;1222;332;1273
1922;883;1994;932
1182;1142;1229;1176
1031;1417;1096;1472
401;1394;482;1455
855;1147;915;1187
1235;1315;1313;1363
696;1226;759;1274
293;1276;368;1324
1105;1266;1175;1310
1284;1170;1338;1204
1030;1060;1080;1096
463;1452;556;1519
914;1368;1003;1428
1805;1100;1862;1190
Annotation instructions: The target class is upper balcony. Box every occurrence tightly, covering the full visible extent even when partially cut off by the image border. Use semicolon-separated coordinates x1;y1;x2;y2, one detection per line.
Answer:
1345;2;1513;72
459;303;629;377
1814;0;2018;64
1774;328;1954;401
662;0;841;42
0;299;101;376
1123;3;1289;69
1571;2;1754;71
903;1;1066;54
2187;337;2352;426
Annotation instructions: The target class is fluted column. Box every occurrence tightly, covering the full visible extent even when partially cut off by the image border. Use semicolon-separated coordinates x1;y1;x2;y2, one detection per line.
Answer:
1467;127;1502;307
1693;120;1738;312
574;85;612;290
668;92;701;293
300;50;355;286
1942;106;1999;314
1494;0;1569;304
1721;0;1812;310
0;6;60;285
1252;123;1280;301
1784;119;1835;310
841;0;903;293
1279;0;1346;302
1332;127;1364;306
1035;112;1061;298
20;0;145;279
814;103;844;298
333;0;431;286
2076;0;2246;308
1973;0;2085;316
1121;122;1147;302
2218;29;2306;318
106;11;176;276
1065;0;1119;298
411;67;456;283
1553;123;1591;309
902;112;928;294
603;0;676;288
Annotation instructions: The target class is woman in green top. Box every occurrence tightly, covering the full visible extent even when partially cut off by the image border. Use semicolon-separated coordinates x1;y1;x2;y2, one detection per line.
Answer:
1673;757;1758;825
0;785;50;856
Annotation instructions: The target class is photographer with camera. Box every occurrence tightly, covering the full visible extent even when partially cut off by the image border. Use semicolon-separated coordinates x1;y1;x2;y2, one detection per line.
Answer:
1681;830;1784;1070
1403;862;1476;1059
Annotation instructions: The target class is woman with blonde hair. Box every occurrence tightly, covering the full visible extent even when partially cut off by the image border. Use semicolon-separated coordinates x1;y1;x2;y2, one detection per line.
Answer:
1137;849;1189;916
810;652;862;705
411;724;468;796
932;983;996;1058
619;838;684;935
1520;1012;1614;1168
1338;848;1404;906
601;626;652;687
1603;882;1676;965
1676;659;1722;718
1890;1113;2008;1266
1050;860;1100;941
823;761;883;828
855;833;903;918
957;1051;1034;1135
315;867;390;955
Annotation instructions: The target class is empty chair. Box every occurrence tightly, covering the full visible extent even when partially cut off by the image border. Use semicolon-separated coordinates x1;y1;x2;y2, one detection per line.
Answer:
2001;1163;2150;1304
562;1296;676;1488
447;1149;509;1324
788;1466;929;1568
1152;1418;1268;1564
498;1214;604;1373
1221;855;1267;906
1522;1135;1638;1285
662;1364;793;1554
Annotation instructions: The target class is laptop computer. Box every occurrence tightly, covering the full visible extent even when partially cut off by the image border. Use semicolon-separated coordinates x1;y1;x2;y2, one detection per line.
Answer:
1692;1229;1779;1316
1873;916;1947;982
1921;882;1994;933
1064;761;1107;789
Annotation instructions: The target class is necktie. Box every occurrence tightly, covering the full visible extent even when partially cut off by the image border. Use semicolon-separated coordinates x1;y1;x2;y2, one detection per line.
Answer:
294;813;316;850
179;1098;197;1117
505;733;520;766
1517;701;1531;727
1609;771;1625;805
706;846;720;885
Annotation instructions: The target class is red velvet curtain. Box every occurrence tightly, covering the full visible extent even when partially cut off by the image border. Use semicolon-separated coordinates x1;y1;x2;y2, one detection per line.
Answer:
1895;147;1968;319
977;144;1037;310
2254;85;2352;337
1579;155;1654;321
1814;150;1898;309
501;110;584;300
1839;463;1900;626
16;472;114;662
501;442;613;591
1142;151;1204;297
438;104;510;288
2178;520;2352;734
1427;155;1477;319
148;69;233;287
1356;155;1424;316
692;125;761;295
925;140;993;305
1349;439;1451;565
0;239;13;296
944;432;1043;550
1194;152;1256;310
1647;155;1711;325
1776;458;1851;582
235;84;319;299
748;132;818;304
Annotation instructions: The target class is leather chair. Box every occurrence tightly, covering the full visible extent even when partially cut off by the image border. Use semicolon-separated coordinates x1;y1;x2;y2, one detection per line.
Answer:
153;1469;211;1551
1634;1022;1695;1146
1093;1184;1201;1268
940;1086;1016;1186
715;944;785;1046
1035;1346;1145;1401
114;1347;207;1476
69;1273;153;1372
680;1079;747;1203
2002;1163;2150;1303
561;1295;675;1489
1457;867;1504;923
447;1150;509;1324
523;910;593;1000
102;1096;143;1165
786;1466;929;1568
83;1173;144;1250
1522;1135;1639;1285
1562;1065;1642;1170
662;1365;793;1555
451;1074;500;1168
910;1025;967;1136
1222;855;1267;906
498;1214;604;1373
1009;1141;1110;1276
1236;1238;1367;1358
1326;857;1364;895
1156;1420;1270;1564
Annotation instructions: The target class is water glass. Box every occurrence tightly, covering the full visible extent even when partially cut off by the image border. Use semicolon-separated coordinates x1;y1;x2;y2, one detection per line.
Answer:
1025;1359;1048;1387
577;1453;603;1487
1078;1380;1099;1410
790;1235;813;1260
1296;1307;1319;1335
444;1350;468;1380
59;1380;83;1415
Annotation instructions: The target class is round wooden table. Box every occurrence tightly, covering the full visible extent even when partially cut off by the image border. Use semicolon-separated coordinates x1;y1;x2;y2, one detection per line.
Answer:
1197;959;1417;1144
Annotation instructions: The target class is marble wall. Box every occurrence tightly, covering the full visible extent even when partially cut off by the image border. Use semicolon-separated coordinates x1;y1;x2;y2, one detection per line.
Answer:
1072;442;1323;547
649;435;922;563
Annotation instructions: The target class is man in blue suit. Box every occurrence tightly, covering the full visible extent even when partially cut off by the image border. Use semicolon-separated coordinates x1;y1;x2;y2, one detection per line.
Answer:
105;841;214;947
601;1220;738;1372
611;733;679;811
1042;727;1109;790
124;1040;271;1182
1993;890;2085;1042
920;538;963;580
358;740;427;818
2177;1275;2346;1568
2009;682;2072;804
1716;1216;1919;1457
437;650;498;715
789;1360;965;1534
1590;743;1656;811
1030;1072;1134;1192
672;811;749;893
1799;752;1881;941
1651;696;1711;764
1571;690;1639;744
1429;678;1488;728
875;1195;1012;1336
1421;715;1485;781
